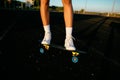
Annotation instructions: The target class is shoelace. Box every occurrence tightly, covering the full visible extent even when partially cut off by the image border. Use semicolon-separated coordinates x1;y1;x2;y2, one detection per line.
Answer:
72;36;76;41
44;32;51;40
66;36;75;47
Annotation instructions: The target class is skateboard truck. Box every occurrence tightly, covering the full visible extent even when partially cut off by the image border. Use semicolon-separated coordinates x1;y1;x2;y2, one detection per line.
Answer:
72;52;79;56
43;44;50;50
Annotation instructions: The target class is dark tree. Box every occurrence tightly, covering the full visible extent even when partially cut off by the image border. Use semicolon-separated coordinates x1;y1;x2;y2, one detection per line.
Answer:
34;0;40;7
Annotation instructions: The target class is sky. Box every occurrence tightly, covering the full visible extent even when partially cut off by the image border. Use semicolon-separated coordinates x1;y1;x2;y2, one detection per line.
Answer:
18;0;120;13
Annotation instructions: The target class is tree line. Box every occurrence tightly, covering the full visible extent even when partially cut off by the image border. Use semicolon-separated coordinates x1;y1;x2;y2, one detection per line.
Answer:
0;0;40;9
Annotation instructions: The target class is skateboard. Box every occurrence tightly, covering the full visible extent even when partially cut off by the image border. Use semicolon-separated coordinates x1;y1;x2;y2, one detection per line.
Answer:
38;40;86;63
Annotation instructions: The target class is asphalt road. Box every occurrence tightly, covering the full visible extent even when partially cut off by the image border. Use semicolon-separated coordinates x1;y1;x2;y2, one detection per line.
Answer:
0;9;120;80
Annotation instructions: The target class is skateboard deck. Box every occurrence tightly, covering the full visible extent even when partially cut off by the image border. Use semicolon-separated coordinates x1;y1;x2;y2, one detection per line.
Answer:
38;40;87;63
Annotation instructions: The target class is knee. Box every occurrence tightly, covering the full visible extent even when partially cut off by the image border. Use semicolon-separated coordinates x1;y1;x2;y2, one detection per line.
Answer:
41;0;49;6
62;0;71;6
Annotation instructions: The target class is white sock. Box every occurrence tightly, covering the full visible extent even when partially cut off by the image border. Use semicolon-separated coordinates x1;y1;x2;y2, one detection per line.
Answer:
66;27;73;38
43;25;51;33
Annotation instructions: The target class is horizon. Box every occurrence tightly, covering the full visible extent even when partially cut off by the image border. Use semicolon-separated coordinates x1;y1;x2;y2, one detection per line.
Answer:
18;0;120;13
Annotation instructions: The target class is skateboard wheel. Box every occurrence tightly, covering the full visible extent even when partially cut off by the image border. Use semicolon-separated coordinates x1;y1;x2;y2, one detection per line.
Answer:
72;56;78;63
40;48;44;54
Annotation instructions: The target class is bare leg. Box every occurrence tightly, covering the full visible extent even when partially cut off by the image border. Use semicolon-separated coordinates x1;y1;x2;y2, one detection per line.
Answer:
40;0;51;45
62;0;73;27
40;0;50;26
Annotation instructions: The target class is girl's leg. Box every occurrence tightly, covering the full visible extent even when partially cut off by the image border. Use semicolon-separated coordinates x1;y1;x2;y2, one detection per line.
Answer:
62;0;76;50
62;0;73;27
40;0;51;45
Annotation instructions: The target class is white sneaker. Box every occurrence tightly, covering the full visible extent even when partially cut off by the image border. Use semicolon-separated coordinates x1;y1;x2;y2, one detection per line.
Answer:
64;36;76;51
41;32;51;45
